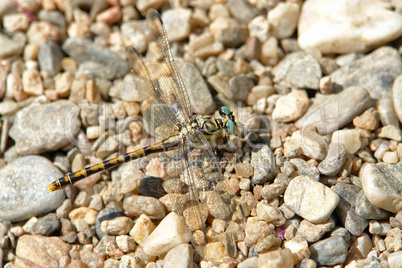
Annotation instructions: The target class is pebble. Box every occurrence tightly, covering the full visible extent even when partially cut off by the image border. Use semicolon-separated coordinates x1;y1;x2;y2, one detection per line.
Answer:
62;38;128;79
248;15;269;42
360;163;402;213
377;97;400;127
331;47;402;99
0;156;64;222
123;195;166;219
272;51;322;89
121;20;147;53
332;183;368;236
238;256;258;268
272;90;309;123
227;0;261;25
69;207;98;226
142;212;191;256
353;109;378;130
0;100;19;115
289;158;320;181
331;129;361;154
317;142;347;176
100;216;134;236
0;33;25;58
296;218;335;243
284;175;339;223
9;101;81;155
283;236;310;263
378;125;402;141
388;251;402;268
393;74;402;124
116;235;136;253
38;40;64;76
290;125;328;160
210;17;249;48
254;234;282;253
3;13;30;33
246;85;275;106
32;213;60;236
176;60;216;114
129;213;156;246
355;190;390;220
138;176;167;199
161;8;192;42
250;144;278;185
309;236;348;266
296;86;371;135
258;248;294;268
15;235;71;267
95;6;122;26
244;217;275;246
22;68;44;96
55;71;74;98
268;2;300;39
369;220;392;236
203;241;227;263
256;200;286;226
163;244;193;268
260;36;281;66
298;0;402;54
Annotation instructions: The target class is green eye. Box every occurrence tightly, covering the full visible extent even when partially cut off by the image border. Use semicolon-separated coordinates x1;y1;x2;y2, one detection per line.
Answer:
220;106;230;116
226;120;236;135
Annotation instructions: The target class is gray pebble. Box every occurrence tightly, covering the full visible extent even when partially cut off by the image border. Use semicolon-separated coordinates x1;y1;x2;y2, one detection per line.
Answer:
377;97;399;127
0;33;24;58
226;0;262;24
9;101;81;155
32;213;60;236
318;142;347;176
331;46;402;99
290;158;320;181
272;51;322;89
332;183;368;236
138;176;167;199
355;190;391;220
250;144;278;185
62;38;128;79
176;60;216;114
296;86;371;135
309;236;349;266
38;40;64;76
95;207;125;240
0;156;65;222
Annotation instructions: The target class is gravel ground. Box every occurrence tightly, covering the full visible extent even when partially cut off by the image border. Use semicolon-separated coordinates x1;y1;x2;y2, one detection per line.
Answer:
0;0;402;267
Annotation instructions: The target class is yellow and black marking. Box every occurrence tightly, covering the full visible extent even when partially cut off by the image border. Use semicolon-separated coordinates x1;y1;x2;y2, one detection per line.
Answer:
48;136;180;192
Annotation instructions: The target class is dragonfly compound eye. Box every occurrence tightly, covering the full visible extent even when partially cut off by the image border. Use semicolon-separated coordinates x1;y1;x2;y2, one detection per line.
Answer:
226;119;236;135
220;106;231;116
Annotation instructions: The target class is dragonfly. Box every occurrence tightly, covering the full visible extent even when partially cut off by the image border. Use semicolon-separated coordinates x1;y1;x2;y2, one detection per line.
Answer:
48;8;244;257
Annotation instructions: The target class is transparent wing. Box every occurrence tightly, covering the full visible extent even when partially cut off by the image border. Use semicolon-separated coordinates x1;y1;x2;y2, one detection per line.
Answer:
162;130;245;257
144;9;192;121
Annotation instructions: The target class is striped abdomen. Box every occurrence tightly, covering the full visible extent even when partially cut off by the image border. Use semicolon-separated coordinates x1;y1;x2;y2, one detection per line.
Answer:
48;136;180;192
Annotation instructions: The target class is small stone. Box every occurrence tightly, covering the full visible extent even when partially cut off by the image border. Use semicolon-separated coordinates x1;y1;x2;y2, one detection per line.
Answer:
256;200;285;226
393;74;402;124
95;6;122;26
378;125;402;141
32;213;60;236
0;100;19;115
388;251;402;268
318;142;347;176
234;161;254;178
210;17;248;48
161;8;192;42
244;217;275;246
296;86;371;135
226;0;261;24
22;68;44;96
330;47;402;99
123;195;166;219
353;109;378;130
9;101;81;155
296;218;335;242
290;125;328;160
101;216;134;236
0;156;64;222
15;235;71;267
55;72;74;98
38;40;64;76
302;0;402;53
284;175;339;223
268;2;300;39
258;248;294;268
369;220;392;236
272;51;322;89
309;236;348;266
355;190;390;220
143;212;191;256
272;90;309;123
176;60;216;114
248;15;269;42
163;244;193;268
246;85;275;106
254;234;282;253
332;183;368;236
0;33;24;58
129;213;155;247
361;163;402;213
331;129;361;154
69;207;98;226
283;236;310;263
378;97;399;127
3;13;30;32
260;36;281;66
289;158;320;181
250;144;278;185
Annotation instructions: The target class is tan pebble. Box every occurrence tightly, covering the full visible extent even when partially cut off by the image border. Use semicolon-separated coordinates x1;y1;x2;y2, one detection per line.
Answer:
319;76;332;94
55;72;74;98
22;68;44;95
96;6;122;26
129;214;155;246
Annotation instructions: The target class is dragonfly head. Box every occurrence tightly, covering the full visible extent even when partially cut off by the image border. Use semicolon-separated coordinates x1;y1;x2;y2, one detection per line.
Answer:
219;106;238;135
